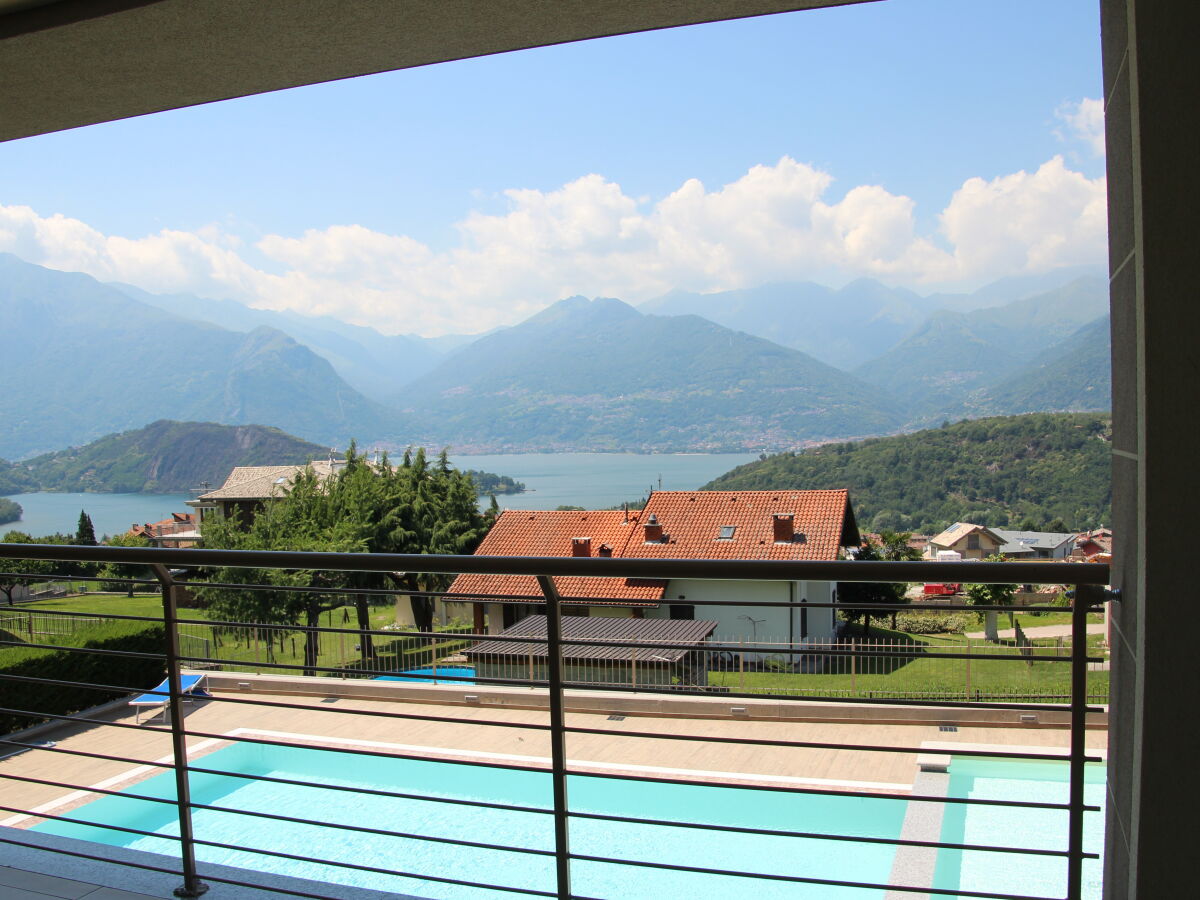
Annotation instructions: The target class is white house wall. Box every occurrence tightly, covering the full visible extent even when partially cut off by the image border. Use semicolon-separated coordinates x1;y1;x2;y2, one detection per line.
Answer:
644;579;838;654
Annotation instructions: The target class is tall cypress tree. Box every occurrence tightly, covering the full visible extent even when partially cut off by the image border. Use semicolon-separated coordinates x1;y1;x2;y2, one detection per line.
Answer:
75;510;97;546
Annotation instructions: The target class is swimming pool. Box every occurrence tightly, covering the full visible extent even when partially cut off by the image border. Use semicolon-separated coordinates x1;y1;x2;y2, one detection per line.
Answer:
32;740;908;899
933;756;1106;900
374;666;476;685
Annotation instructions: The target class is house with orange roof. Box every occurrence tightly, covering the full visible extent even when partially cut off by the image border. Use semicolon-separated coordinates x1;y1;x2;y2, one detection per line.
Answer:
129;512;201;548
448;489;861;652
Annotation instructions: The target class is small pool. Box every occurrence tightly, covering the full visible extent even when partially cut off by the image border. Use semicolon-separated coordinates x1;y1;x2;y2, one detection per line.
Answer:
374;665;476;685
934;756;1106;900
32;741;907;899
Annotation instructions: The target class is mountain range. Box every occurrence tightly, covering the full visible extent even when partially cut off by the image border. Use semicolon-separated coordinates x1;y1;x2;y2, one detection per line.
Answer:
0;253;395;458
0;253;1113;457
395;296;905;451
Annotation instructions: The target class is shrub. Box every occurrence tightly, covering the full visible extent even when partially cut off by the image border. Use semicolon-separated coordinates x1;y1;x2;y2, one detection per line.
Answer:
892;610;974;634
0;622;165;735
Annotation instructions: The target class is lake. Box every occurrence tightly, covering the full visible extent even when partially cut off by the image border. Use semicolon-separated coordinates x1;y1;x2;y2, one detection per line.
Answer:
0;492;195;540
1;453;758;538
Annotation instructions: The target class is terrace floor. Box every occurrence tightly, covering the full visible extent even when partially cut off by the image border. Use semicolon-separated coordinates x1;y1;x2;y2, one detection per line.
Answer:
0;865;160;900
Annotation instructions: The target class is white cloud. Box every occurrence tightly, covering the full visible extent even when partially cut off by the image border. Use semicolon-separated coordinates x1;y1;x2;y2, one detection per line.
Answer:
940;156;1108;277
0;152;1108;335
1056;97;1106;157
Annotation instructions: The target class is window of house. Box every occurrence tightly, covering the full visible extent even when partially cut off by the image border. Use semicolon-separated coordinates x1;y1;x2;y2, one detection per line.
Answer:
717;525;736;540
967;534;980;550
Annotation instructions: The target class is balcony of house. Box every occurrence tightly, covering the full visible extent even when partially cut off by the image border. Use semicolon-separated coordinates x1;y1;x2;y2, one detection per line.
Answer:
0;543;1110;900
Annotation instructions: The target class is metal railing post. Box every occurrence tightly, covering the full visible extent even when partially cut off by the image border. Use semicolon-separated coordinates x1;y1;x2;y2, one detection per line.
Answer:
536;575;572;900
1066;583;1098;900
150;565;208;898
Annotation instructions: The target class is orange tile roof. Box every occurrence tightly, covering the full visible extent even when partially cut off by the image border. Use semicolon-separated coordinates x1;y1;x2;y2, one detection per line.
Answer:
448;509;665;606
630;490;857;561
448;491;858;604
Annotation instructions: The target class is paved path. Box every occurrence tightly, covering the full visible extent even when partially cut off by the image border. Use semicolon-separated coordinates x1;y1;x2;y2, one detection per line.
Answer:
964;622;1107;640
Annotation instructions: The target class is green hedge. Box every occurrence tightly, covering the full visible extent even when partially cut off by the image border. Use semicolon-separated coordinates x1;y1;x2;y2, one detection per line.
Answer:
0;623;166;735
892;610;975;634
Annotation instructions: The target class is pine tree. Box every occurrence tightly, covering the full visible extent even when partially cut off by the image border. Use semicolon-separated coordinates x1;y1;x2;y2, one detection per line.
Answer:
75;510;97;546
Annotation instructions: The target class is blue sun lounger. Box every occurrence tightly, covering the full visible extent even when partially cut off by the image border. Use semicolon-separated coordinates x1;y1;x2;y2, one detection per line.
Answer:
129;674;210;723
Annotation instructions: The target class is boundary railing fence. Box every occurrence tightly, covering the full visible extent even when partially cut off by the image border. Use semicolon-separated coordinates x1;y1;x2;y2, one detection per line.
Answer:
0;544;1110;900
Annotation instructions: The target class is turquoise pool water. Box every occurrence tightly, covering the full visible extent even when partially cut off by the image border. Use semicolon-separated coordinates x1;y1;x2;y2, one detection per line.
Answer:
933;756;1106;900
375;666;476;685
32;742;907;899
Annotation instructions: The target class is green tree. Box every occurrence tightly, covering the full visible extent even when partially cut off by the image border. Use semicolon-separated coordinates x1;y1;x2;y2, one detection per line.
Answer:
196;443;490;671
963;554;1018;641
0;531;52;604
97;532;152;597
839;531;919;635
75;510;97;546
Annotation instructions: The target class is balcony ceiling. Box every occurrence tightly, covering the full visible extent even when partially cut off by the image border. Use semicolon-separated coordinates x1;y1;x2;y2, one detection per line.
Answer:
0;0;873;143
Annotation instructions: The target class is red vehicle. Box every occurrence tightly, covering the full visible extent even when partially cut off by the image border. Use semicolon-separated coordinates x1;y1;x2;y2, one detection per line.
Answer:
923;582;961;597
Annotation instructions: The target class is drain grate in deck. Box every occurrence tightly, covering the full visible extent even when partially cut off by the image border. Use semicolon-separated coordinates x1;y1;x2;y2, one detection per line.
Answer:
607;715;626;722
939;724;958;732
321;698;339;704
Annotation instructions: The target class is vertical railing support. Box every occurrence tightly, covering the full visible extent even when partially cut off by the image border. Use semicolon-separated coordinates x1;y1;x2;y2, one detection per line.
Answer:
1066;584;1098;900
536;575;572;900
150;565;209;899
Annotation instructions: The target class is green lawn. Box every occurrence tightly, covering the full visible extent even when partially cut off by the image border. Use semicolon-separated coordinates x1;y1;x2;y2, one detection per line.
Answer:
11;593;470;677
707;624;1109;702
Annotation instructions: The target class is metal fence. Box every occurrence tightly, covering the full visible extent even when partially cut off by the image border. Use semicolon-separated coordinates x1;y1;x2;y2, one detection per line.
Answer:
0;544;1111;900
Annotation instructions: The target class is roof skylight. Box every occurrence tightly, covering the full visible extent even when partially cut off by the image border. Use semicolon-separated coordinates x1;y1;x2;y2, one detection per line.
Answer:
717;525;736;540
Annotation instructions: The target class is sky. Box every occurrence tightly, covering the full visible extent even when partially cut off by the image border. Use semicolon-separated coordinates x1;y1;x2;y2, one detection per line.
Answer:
0;0;1105;337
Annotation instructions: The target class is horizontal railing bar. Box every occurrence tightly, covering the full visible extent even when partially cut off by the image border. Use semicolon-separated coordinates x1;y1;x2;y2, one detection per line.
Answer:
0;721;1097;817
0;609;162;625
137;685;553;732
0;835;184;878
0;543;1111;585
174;616;543;646
532;679;1096;712
0;638;165;659
176;833;559;897
0;629;1107;666
0;737;176;771
0;672;553;731
0;757;556;822
171;652;545;686
544;636;1102;661
566;850;1063;900
154;725;553;775
566;808;1085;858
0;770;185;807
0;671;152;695
0;571;157;586
562;723;1103;762
182;797;555;857
0;803;183;842
569;766;1097;811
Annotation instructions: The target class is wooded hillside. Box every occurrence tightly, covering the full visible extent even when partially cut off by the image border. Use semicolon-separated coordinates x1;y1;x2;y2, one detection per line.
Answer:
703;413;1112;533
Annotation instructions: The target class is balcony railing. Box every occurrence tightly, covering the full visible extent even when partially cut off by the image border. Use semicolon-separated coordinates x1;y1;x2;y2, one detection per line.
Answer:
0;543;1111;900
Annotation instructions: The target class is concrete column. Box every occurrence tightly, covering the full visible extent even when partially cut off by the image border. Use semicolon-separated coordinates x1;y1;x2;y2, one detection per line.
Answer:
1101;2;1200;896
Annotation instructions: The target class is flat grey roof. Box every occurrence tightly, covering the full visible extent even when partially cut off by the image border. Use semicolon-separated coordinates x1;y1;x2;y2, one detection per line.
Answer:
465;614;717;663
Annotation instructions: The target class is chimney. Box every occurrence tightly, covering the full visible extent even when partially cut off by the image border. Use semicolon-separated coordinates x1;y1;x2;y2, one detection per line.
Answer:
571;537;591;557
773;514;795;543
598;544;613;558
643;514;664;543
